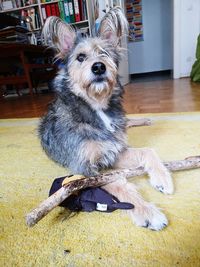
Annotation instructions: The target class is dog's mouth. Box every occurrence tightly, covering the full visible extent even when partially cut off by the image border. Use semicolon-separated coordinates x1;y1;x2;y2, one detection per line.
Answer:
91;75;108;84
86;76;109;91
85;76;113;100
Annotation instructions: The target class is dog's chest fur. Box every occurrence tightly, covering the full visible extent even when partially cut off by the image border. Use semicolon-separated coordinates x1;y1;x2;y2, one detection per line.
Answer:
96;110;114;132
56;84;126;136
39;82;127;176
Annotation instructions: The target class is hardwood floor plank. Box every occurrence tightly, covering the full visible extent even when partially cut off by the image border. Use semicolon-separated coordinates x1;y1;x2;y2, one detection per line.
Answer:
0;78;199;119
123;78;200;114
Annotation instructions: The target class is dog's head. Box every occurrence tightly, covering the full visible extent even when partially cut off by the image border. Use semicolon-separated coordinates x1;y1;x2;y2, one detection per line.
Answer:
42;7;128;109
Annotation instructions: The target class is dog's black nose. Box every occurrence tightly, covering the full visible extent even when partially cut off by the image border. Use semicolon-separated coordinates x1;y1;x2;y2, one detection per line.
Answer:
92;62;106;75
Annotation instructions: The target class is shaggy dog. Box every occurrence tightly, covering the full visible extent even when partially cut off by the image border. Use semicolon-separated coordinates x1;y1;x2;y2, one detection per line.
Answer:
39;7;173;231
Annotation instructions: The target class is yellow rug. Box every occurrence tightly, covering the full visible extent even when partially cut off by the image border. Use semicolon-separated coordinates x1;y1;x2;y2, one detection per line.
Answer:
0;113;200;267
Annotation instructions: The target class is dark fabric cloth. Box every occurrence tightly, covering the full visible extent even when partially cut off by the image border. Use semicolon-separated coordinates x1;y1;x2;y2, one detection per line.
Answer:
49;176;134;212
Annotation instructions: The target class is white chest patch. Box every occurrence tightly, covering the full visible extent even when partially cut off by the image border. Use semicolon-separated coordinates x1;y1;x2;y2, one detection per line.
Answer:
97;110;115;132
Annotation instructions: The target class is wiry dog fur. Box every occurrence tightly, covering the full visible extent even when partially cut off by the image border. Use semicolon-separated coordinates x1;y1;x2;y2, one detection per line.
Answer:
39;7;174;231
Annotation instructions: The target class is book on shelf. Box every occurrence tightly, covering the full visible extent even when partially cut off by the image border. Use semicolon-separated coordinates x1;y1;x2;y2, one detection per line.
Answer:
41;5;47;20
74;0;88;22
21;8;41;30
58;1;65;20
2;0;38;9
50;3;56;16
45;3;51;17
41;2;60;20
41;0;87;24
0;26;29;43
68;0;75;23
78;0;82;19
55;3;60;17
0;35;29;44
73;0;81;22
34;11;40;28
81;0;87;21
2;1;13;10
15;0;21;8
0;25;29;34
63;0;71;23
1;0;89;33
27;7;36;29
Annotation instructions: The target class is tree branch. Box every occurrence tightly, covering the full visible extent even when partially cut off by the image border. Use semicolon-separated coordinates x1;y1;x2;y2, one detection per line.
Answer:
26;156;200;227
126;118;152;128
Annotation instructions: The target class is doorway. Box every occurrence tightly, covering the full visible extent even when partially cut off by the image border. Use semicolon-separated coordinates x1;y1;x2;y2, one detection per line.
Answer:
127;0;173;78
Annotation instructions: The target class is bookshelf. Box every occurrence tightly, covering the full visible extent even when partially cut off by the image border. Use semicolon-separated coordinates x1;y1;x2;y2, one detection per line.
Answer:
0;0;93;36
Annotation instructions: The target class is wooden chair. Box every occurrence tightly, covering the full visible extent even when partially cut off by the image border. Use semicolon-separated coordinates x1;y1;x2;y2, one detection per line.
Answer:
0;43;57;97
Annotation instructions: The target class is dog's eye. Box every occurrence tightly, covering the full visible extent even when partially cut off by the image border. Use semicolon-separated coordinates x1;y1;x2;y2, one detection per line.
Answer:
77;53;86;62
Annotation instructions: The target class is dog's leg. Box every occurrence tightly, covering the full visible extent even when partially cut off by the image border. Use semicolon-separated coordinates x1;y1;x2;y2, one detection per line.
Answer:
102;147;173;230
102;177;168;231
114;147;174;194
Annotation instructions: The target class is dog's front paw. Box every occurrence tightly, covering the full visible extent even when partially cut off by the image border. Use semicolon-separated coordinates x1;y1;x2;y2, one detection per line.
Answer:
150;169;174;195
129;204;168;231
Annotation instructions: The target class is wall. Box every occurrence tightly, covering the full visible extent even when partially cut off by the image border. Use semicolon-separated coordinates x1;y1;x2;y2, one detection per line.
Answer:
173;0;200;78
95;0;129;85
128;0;173;74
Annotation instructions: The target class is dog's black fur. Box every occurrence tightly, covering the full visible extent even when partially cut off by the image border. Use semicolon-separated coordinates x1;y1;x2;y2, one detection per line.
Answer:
39;74;127;176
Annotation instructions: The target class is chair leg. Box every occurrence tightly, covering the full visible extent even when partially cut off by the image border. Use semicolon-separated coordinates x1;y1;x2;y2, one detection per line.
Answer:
0;86;4;99
20;51;33;95
15;85;21;96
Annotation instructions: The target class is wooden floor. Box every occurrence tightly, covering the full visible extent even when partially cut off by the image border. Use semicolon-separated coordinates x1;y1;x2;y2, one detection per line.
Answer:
0;77;199;119
124;77;200;114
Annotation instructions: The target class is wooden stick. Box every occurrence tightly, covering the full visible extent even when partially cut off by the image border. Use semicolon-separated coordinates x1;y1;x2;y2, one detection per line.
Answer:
126;118;152;128
26;156;200;227
26;117;151;227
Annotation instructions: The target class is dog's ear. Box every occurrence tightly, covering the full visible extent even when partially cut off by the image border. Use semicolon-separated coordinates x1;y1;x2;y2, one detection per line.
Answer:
42;16;76;58
98;7;128;45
